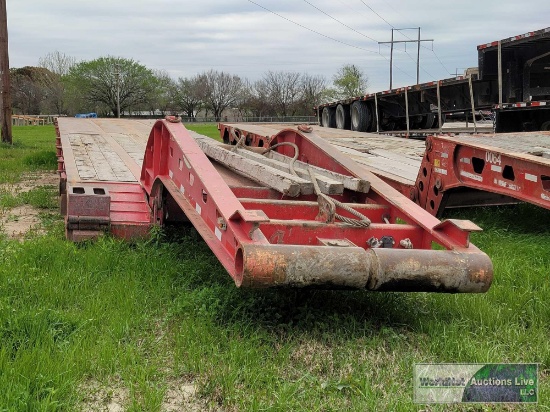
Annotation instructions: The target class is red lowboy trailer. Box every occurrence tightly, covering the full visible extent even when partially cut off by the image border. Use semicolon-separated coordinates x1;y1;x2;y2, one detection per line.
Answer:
56;118;492;293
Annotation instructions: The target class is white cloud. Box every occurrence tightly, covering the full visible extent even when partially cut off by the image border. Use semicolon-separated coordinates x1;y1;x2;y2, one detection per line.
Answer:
7;0;550;92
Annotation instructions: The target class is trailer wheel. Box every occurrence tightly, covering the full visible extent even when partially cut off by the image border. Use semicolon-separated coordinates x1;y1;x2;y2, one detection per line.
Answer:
421;113;435;129
322;107;336;128
351;101;369;132
433;114;446;129
336;104;351;130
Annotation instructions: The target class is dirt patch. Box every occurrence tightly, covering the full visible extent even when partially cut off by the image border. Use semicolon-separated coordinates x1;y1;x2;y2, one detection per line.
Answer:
0;171;59;240
0;171;59;195
162;381;204;412
79;378;206;412
0;205;44;240
78;379;129;412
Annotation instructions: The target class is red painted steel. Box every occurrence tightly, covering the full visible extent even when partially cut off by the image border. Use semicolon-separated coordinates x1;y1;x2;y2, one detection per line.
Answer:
220;123;550;217
142;120;492;292
415;133;550;215
55;119;152;241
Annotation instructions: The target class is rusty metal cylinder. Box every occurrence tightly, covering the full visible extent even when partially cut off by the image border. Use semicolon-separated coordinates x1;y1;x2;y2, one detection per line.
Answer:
367;248;493;293
238;244;370;289
238;244;493;293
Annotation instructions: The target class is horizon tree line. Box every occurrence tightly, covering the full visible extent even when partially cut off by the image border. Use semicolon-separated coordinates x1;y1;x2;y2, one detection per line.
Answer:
10;51;368;121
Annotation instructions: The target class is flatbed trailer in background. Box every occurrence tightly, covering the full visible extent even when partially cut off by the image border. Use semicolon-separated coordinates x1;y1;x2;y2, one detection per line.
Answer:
316;27;550;135
55;118;493;293
219;123;550;217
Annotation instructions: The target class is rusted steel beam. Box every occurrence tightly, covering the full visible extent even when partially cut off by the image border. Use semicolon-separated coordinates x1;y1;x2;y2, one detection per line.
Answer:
239;244;492;292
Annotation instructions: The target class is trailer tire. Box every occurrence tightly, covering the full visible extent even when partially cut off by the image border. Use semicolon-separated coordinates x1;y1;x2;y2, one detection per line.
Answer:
433;114;446;129
367;103;378;132
322;107;336;128
336;104;351;130
351;101;369;132
421;113;435;129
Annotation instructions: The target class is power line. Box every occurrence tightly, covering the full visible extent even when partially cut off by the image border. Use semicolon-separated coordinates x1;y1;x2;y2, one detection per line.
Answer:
378;52;415;82
405;50;435;79
301;0;378;43
247;0;379;54
381;0;405;20
335;0;383;29
246;1;420;86
430;49;453;75
358;0;450;81
379;28;433;87
359;0;394;28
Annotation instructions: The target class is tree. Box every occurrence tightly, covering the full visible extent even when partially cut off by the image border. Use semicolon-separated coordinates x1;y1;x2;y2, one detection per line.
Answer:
10;66;51;114
198;70;243;121
174;75;204;119
38;50;75;76
149;70;176;116
261;71;303;117
38;51;76;115
331;64;368;99
300;73;327;115
66;56;157;117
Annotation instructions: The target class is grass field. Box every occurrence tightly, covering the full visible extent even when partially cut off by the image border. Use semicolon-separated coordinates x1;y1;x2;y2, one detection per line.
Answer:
0;124;548;411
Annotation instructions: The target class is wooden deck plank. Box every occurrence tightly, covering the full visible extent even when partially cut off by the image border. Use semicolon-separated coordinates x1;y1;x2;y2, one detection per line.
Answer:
58;118;156;184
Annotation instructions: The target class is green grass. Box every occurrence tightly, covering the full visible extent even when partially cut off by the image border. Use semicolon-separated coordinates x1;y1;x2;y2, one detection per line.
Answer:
185;123;222;141
0;186;58;210
0;126;57;184
0;125;549;411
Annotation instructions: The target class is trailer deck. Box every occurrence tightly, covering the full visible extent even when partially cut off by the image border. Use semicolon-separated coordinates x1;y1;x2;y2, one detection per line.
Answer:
220;123;426;186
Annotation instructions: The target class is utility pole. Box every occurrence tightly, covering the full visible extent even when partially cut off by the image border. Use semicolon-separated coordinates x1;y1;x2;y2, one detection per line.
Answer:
389;29;394;89
114;63;121;118
0;0;12;144
416;27;421;86
379;28;433;88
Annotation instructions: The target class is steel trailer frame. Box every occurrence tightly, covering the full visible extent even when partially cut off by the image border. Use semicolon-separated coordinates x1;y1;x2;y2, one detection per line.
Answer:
140;120;492;292
218;123;550;218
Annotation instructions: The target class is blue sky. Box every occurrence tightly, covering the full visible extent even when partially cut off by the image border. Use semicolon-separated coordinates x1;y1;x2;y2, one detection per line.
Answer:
7;0;550;91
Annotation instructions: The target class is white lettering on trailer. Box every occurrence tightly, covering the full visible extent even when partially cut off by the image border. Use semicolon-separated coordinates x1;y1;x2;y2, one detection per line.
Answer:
494;178;520;191
189;174;194;186
460;170;483;182
215;227;222;241
195;203;202;215
441;152;449;159
525;173;538;183
434;167;448;175
485;151;502;165
180;184;185;194
460;158;471;164
491;165;502;173
169;170;173;179
542;193;550;202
